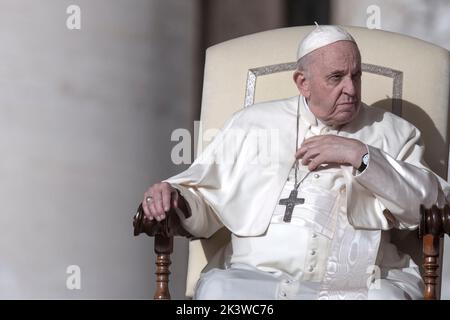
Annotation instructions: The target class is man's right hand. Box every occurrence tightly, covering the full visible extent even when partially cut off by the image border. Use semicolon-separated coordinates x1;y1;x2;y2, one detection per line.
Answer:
142;182;179;222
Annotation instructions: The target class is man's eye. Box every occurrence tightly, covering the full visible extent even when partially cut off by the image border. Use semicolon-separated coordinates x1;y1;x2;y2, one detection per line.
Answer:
330;75;341;81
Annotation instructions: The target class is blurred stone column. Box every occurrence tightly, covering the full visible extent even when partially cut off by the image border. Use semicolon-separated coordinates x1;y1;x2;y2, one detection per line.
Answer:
201;0;286;48
0;0;200;299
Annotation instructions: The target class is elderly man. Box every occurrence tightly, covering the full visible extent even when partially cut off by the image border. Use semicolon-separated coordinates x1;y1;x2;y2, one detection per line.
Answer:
142;25;449;299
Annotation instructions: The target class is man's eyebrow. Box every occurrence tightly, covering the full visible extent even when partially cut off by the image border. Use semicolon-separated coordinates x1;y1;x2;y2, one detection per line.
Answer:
326;70;345;76
326;68;361;76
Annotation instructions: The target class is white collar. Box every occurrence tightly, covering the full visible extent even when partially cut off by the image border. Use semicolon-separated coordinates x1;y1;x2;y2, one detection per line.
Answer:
300;95;327;130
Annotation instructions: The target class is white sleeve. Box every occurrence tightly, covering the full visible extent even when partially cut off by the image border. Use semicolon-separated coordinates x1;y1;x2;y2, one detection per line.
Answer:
170;183;224;238
346;127;448;230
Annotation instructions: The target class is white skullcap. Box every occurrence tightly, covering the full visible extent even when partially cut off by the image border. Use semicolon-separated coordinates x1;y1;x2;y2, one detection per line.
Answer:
297;24;356;60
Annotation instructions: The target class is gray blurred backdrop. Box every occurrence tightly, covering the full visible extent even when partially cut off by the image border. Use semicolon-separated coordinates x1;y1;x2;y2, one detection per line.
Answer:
0;0;448;299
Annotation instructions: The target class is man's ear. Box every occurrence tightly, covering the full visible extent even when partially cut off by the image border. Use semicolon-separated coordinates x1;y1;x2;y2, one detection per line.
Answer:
293;70;310;98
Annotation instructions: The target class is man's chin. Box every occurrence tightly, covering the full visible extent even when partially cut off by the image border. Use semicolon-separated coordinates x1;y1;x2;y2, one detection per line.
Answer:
333;110;359;126
336;103;360;123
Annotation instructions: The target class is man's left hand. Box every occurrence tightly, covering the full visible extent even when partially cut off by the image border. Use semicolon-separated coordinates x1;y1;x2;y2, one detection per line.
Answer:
296;135;367;171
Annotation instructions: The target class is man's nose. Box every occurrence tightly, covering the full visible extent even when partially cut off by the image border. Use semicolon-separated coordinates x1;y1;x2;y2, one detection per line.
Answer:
342;76;356;96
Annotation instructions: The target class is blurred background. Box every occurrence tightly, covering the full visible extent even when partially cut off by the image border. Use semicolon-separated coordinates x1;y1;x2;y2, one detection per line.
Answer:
0;0;449;299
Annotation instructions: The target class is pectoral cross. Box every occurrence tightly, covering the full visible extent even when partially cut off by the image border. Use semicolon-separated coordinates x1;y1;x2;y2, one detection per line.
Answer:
279;189;304;223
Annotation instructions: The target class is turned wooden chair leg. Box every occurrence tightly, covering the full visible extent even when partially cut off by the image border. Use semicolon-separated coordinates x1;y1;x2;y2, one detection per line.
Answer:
420;204;450;300
423;234;440;300
154;234;173;300
133;203;191;300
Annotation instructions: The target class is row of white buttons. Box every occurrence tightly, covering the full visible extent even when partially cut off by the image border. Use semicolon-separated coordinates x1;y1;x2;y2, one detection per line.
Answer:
280;279;294;298
308;232;318;272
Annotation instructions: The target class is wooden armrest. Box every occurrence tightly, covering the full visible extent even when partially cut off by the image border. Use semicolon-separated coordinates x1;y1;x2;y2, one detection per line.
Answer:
133;204;192;299
133;203;192;238
419;204;450;300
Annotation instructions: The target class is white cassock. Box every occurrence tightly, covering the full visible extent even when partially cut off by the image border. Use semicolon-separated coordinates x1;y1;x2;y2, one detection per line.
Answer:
165;95;449;300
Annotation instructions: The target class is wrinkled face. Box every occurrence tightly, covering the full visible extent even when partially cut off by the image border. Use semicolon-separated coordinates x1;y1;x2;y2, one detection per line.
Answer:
294;41;362;127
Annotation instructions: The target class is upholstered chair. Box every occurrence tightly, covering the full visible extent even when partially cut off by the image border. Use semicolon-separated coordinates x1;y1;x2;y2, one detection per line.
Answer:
134;26;450;300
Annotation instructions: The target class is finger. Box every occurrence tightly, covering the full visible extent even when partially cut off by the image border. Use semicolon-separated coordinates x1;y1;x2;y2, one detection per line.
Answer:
142;198;151;219
296;146;308;159
155;214;164;222
161;186;172;212
149;194;161;219
298;140;323;157
150;202;161;220
308;154;330;171
153;190;165;217
297;143;317;158
142;190;153;219
301;152;318;166
299;136;337;158
308;154;326;171
300;148;320;165
308;159;318;171
156;210;166;221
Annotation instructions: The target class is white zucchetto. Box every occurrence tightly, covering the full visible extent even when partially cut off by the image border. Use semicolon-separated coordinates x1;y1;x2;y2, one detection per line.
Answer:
297;24;356;60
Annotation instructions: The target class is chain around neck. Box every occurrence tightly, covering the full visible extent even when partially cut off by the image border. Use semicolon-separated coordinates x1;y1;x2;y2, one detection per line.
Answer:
294;97;310;190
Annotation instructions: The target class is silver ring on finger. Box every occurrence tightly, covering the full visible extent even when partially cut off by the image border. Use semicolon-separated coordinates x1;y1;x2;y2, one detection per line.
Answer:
146;196;153;203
